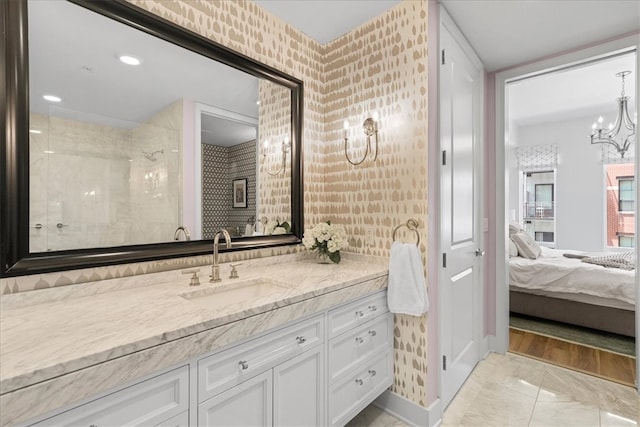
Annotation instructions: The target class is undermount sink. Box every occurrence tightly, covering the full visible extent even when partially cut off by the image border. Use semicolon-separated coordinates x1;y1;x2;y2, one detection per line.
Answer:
178;278;293;310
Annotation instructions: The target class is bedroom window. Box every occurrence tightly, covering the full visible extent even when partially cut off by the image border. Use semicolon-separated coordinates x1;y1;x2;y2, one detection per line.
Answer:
618;235;634;247
605;164;635;248
618;177;634;212
535;231;554;243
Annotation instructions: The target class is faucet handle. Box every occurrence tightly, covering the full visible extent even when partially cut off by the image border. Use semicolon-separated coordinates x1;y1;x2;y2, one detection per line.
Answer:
229;264;242;279
182;269;201;286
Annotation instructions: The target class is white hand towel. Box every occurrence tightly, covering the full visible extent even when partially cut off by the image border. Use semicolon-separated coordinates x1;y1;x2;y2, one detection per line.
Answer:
387;241;429;316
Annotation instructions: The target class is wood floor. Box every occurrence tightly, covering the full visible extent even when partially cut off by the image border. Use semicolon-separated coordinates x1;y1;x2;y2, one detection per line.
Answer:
509;327;637;387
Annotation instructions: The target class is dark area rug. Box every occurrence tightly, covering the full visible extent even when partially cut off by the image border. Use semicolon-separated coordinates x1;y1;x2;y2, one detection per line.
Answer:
510;313;635;357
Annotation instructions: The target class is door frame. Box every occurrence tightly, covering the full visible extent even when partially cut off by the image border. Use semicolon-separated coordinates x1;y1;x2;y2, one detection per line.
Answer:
438;6;485;408
494;34;640;390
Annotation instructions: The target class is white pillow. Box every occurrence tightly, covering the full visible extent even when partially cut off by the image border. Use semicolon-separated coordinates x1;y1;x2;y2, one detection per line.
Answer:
508;222;522;236
511;231;541;259
509;239;518;257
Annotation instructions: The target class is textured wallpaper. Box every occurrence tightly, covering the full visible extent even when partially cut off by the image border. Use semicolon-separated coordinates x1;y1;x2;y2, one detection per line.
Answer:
322;0;430;406
9;0;431;407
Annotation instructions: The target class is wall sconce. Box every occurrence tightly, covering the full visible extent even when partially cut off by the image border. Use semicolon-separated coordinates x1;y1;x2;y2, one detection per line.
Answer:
262;137;290;176
343;112;379;165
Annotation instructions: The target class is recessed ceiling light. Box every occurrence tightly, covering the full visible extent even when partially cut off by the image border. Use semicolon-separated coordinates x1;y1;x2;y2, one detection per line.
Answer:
43;94;61;103
118;54;141;66
29;129;42;134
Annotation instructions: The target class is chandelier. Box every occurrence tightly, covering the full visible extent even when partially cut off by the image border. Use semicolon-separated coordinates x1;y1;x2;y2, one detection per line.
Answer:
590;70;636;158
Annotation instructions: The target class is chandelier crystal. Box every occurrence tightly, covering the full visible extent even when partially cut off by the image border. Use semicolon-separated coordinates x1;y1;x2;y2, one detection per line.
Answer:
590;70;636;158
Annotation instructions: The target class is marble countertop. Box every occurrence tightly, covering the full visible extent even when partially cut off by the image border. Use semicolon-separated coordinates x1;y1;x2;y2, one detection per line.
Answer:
0;252;388;396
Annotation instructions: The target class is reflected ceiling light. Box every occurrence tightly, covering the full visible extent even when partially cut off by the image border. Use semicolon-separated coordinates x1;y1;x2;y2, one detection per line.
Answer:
29;129;42;134
590;70;636;158
43;94;61;103
118;54;141;66
43;150;55;154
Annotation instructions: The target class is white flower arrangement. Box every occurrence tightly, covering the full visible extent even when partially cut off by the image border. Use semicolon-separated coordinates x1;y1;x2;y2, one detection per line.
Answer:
302;221;349;264
264;219;290;235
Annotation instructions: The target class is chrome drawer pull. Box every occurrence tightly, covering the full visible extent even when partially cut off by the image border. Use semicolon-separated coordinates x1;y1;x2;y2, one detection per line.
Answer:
355;378;364;386
368;369;377;377
368;305;377;311
368;330;377;336
355;337;364;344
296;336;306;345
239;360;249;370
355;310;364;318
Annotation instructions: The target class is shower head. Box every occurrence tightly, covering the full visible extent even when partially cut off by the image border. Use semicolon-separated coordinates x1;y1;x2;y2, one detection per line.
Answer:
142;149;164;162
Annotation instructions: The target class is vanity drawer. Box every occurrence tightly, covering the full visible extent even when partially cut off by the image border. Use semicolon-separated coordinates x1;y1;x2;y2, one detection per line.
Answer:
327;290;388;338
198;314;323;402
328;312;393;384
328;350;393;427
30;366;189;427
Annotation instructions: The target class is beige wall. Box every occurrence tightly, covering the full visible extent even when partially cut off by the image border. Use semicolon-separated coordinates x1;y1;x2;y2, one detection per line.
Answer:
322;1;429;406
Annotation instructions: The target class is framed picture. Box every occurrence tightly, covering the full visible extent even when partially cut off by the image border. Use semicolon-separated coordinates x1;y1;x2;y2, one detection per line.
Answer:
232;178;248;208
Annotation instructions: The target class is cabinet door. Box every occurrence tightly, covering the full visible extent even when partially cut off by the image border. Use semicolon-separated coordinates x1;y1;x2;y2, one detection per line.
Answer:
198;371;272;427
273;347;324;427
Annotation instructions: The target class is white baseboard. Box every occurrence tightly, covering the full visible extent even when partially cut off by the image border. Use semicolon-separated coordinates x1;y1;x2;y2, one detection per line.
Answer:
373;390;442;427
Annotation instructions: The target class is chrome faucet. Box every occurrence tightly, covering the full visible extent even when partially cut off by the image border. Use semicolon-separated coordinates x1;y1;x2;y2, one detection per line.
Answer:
174;226;191;241
210;229;231;282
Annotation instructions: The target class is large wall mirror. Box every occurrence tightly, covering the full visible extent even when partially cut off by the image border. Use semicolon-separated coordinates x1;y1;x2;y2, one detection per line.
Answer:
1;0;303;276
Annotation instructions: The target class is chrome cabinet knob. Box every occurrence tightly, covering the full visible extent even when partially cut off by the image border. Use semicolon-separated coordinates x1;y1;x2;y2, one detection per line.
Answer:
355;310;364;318
368;369;377;377
296;336;306;345
368;305;377;311
475;248;485;257
355;337;364;344
355;379;363;386
368;330;377;337
239;360;249;370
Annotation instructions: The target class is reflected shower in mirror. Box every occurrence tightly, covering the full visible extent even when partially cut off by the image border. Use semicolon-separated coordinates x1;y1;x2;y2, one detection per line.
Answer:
27;0;292;252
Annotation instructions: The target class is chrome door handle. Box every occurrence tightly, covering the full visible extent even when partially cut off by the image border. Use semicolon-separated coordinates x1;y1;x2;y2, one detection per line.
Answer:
56;223;69;229
475;249;485;257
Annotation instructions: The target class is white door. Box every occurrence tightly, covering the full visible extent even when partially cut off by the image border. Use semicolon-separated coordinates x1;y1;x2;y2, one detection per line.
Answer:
439;9;484;409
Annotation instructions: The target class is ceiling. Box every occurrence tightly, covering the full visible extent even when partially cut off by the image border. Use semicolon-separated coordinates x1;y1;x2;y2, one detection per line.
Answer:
508;52;637;127
256;0;639;73
254;0;403;45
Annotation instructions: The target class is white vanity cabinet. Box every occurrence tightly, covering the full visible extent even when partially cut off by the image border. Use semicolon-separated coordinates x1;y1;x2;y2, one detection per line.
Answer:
20;288;391;427
28;366;189;427
327;291;393;426
197;314;325;426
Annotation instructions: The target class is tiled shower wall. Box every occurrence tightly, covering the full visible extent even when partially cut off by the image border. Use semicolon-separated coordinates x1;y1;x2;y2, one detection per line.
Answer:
13;0;431;407
28;99;182;252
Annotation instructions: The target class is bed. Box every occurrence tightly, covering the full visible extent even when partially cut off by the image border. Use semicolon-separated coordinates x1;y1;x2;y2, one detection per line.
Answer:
509;246;636;337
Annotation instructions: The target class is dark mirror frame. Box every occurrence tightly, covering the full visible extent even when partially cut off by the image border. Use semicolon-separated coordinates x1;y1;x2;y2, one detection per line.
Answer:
1;0;304;277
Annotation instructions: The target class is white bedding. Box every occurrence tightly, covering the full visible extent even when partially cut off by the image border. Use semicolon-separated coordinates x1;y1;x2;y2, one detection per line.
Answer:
509;247;636;305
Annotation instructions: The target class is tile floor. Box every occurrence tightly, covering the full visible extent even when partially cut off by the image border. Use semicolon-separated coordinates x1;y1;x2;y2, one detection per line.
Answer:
348;352;640;427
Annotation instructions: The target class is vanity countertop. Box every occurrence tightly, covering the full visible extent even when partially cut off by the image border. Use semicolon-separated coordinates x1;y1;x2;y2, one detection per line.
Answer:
0;252;388;398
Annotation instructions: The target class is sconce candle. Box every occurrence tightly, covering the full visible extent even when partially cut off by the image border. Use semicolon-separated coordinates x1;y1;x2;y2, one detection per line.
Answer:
343;113;380;166
262;137;290;176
